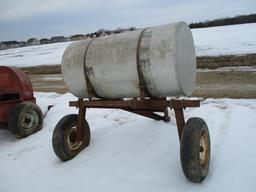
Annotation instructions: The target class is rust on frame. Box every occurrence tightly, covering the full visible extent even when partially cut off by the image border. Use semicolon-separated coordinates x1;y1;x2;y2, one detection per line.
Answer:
70;98;200;141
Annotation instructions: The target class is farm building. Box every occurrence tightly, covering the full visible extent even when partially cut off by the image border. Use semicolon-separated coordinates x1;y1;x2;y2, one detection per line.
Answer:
19;41;26;47
50;36;67;43
0;41;20;50
27;38;40;46
70;34;87;41
40;38;51;44
0;43;7;50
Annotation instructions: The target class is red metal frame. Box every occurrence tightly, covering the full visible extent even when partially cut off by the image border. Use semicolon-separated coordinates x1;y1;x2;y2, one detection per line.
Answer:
70;98;200;141
0;66;36;123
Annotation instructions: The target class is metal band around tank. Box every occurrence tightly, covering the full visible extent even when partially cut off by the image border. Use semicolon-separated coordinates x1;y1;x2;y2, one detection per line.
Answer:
136;28;154;98
83;38;100;99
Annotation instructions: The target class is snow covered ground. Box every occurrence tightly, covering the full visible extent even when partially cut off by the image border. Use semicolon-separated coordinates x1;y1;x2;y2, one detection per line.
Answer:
0;23;255;67
0;42;72;67
0;92;255;192
192;23;256;56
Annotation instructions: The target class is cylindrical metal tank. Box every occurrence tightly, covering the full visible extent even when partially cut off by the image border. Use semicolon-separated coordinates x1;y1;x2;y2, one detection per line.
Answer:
62;22;196;99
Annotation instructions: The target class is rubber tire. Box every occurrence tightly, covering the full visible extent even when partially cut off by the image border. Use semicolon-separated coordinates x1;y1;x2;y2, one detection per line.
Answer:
52;114;90;161
8;102;43;138
180;117;210;183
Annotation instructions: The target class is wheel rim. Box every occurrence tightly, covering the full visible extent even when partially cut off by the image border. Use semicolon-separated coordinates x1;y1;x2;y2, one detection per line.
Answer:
20;110;39;129
199;131;209;168
66;126;83;151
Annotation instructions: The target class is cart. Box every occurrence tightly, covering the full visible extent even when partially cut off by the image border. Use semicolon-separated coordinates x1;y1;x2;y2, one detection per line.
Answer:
52;96;210;183
0;66;43;138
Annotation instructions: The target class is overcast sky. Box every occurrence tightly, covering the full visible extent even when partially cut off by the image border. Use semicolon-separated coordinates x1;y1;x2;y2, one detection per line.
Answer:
0;0;255;41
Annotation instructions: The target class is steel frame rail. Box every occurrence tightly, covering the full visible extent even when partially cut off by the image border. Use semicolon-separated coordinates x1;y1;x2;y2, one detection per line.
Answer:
70;98;200;141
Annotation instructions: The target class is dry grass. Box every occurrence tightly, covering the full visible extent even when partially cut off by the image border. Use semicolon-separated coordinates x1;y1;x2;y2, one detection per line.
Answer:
21;65;61;74
192;71;256;98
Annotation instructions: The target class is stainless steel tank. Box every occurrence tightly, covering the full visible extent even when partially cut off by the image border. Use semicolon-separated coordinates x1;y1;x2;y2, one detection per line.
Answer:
62;22;196;99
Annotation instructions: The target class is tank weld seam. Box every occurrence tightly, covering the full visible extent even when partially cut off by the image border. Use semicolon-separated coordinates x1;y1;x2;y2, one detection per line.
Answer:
83;38;101;99
136;28;154;99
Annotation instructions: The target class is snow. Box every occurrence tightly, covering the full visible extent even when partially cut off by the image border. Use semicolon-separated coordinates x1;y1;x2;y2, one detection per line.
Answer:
0;42;72;67
192;23;256;56
0;92;255;192
198;66;256;72
0;23;256;67
37;75;63;81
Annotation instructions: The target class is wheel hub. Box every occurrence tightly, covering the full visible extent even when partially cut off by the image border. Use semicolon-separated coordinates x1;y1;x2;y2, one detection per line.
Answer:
67;126;83;150
21;110;39;129
199;131;209;168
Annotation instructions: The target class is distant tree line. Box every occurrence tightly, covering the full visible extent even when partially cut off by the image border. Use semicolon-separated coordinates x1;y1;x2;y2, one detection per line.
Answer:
189;14;256;28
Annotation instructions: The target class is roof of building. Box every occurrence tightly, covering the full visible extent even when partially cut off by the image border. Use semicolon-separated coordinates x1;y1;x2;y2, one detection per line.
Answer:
1;41;20;45
27;38;39;43
51;36;66;40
